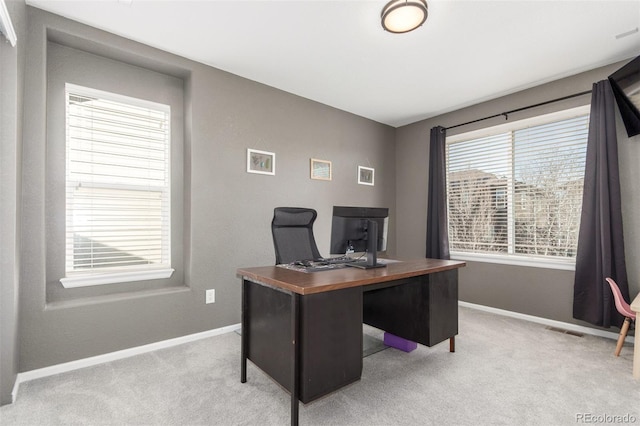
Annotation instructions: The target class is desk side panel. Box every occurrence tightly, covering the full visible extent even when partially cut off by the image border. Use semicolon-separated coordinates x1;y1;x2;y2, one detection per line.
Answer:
245;280;363;403
427;269;459;345
245;280;292;390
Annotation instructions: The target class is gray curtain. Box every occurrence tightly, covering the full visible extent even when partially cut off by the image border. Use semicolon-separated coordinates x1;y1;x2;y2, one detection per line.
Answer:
426;126;450;260
573;80;630;328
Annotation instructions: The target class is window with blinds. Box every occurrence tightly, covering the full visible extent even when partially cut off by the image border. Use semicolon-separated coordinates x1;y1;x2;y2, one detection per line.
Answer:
63;84;172;286
446;108;589;267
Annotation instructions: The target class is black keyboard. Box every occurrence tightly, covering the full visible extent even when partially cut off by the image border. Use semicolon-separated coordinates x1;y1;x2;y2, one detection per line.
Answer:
319;256;357;265
288;257;359;272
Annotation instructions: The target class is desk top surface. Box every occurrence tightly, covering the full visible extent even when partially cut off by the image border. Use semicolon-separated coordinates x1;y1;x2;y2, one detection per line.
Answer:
237;258;466;295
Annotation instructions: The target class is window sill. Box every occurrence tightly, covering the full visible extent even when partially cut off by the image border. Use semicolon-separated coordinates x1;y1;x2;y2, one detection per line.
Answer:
450;251;575;271
60;268;175;288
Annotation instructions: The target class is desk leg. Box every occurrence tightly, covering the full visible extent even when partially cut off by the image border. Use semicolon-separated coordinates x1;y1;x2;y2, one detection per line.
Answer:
634;319;639;379
290;293;300;426
241;279;248;383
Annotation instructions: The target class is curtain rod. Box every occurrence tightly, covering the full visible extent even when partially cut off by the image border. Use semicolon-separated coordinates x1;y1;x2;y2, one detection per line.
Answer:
443;89;592;132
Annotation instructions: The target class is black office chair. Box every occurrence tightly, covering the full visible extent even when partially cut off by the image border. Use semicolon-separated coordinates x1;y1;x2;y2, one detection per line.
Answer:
271;207;322;264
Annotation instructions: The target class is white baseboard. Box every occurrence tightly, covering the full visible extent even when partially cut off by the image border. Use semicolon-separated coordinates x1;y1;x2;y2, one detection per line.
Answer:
12;322;241;403
10;304;634;403
459;301;634;343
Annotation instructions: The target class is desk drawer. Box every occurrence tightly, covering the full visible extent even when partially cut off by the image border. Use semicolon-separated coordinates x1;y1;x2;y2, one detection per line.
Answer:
363;269;458;347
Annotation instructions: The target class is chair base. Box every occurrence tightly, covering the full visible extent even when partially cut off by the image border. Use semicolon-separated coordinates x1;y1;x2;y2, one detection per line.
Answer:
615;317;632;357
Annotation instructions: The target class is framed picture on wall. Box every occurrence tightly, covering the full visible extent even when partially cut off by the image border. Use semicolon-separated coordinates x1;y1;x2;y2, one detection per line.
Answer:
247;148;275;175
310;158;332;181
358;166;374;186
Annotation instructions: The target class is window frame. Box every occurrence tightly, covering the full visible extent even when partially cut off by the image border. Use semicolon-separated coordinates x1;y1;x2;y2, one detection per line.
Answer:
60;84;174;288
445;105;591;271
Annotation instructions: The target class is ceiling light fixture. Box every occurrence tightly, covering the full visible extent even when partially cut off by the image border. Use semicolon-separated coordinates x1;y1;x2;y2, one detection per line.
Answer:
381;0;428;34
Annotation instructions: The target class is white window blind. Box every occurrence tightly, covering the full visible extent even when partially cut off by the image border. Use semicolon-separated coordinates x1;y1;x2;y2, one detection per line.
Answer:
62;84;172;286
446;109;589;266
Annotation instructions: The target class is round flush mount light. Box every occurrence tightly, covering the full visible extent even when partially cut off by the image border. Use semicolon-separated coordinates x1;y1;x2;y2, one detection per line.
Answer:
381;0;428;34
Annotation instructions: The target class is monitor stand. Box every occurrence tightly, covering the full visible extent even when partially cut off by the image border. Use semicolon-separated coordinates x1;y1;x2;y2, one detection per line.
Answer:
347;220;386;269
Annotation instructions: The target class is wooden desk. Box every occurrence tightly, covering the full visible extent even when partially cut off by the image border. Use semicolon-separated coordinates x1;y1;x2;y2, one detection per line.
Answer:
237;258;466;425
631;293;640;379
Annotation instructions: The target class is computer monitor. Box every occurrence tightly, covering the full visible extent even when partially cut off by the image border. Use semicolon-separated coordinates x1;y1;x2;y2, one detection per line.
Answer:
330;206;388;269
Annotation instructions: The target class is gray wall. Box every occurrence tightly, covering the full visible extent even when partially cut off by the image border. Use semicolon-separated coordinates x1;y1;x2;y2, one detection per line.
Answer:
1;0;25;406
16;6;395;375
395;63;640;326
3;1;639;407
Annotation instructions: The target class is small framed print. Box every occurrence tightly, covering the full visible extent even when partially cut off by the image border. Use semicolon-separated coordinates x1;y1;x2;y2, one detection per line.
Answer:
247;149;275;175
358;166;374;186
310;158;332;181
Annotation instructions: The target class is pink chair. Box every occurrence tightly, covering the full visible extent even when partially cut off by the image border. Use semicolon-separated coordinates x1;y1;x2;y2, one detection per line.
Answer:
605;277;636;356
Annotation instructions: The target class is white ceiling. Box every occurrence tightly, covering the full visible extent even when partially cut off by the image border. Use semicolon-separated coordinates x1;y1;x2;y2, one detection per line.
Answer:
26;0;640;127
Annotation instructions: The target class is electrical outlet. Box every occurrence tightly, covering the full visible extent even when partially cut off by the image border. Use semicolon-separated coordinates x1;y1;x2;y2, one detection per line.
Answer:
205;289;215;304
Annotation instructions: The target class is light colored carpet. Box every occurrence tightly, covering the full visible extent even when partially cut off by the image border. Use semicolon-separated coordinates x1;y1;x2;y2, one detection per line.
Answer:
1;307;638;425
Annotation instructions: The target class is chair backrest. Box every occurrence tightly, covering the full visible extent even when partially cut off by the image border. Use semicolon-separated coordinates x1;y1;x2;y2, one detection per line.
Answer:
271;207;322;264
605;277;636;319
